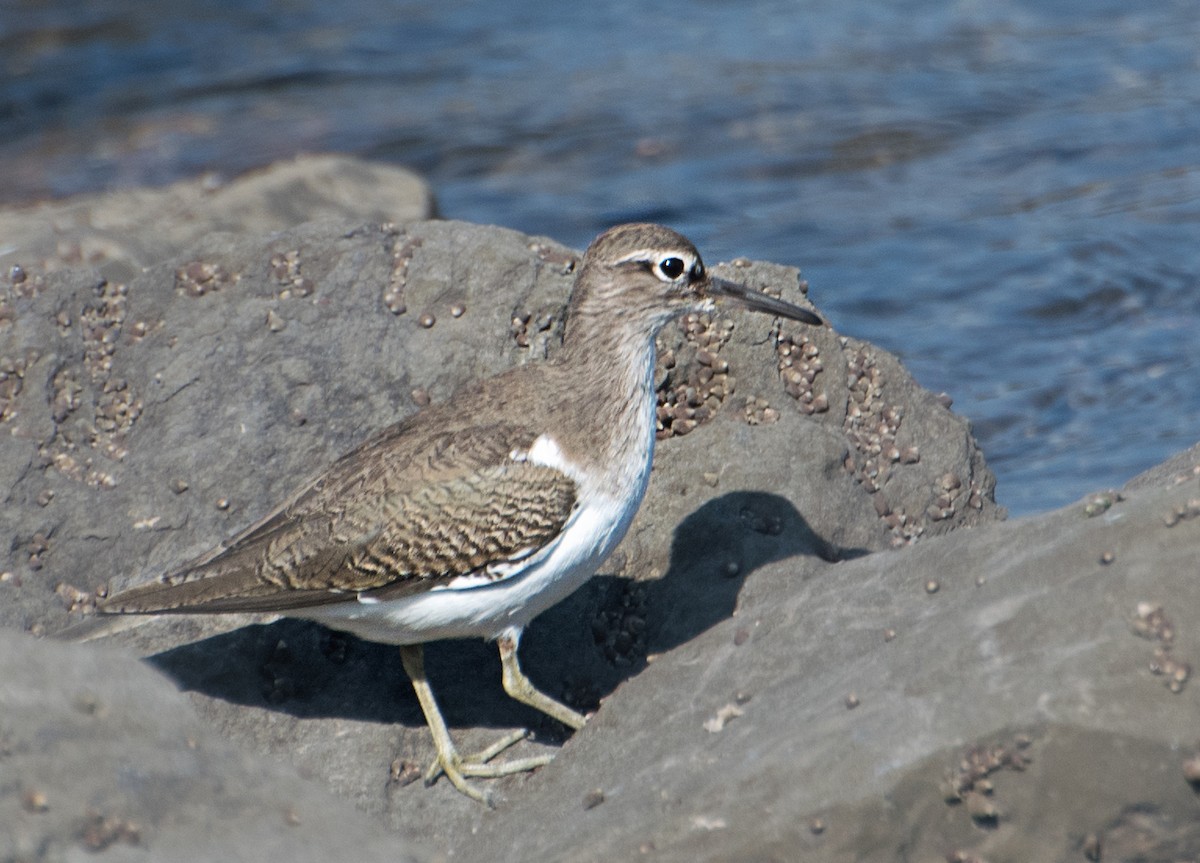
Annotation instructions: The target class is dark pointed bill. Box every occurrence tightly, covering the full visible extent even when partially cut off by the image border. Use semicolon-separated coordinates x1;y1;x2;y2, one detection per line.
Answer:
707;276;823;326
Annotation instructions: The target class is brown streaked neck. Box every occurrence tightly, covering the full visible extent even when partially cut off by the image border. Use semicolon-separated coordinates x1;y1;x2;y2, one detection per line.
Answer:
547;276;668;475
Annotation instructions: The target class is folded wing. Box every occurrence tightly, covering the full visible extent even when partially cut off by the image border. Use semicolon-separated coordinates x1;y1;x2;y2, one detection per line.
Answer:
100;422;577;614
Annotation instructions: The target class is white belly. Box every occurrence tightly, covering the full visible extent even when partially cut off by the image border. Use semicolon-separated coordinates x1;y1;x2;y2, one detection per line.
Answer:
301;433;653;645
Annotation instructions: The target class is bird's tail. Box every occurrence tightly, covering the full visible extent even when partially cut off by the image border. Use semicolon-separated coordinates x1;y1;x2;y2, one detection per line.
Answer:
52;612;159;643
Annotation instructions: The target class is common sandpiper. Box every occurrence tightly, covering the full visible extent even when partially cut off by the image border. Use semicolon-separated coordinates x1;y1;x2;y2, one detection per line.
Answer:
92;223;824;803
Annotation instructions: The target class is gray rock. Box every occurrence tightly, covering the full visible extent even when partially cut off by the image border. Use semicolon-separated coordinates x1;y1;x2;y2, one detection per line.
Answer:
24;158;1199;861
449;461;1200;863
0;207;1000;849
0;627;429;863
0;153;434;284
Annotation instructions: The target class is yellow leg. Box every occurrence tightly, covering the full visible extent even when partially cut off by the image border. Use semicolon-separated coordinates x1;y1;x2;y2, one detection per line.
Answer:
497;628;587;730
398;644;554;806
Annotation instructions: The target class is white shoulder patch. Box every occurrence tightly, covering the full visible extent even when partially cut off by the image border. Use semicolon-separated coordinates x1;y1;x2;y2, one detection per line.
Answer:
526;433;566;469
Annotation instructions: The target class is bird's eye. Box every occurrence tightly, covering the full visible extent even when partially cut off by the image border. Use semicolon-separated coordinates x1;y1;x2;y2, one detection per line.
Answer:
657;257;686;280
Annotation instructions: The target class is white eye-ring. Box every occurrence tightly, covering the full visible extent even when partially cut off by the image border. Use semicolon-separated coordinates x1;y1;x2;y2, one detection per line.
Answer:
657;256;687;280
615;249;702;282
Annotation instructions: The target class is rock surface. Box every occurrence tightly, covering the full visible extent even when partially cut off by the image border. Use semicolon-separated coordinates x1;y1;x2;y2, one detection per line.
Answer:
0;153;435;285
0;628;429;863
449;450;1200;863
1;157;1196;861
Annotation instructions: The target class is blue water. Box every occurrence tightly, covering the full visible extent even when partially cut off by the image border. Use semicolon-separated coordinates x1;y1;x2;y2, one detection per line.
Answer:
3;0;1198;514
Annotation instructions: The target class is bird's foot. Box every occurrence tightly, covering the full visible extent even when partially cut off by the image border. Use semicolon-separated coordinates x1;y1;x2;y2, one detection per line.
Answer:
424;728;554;806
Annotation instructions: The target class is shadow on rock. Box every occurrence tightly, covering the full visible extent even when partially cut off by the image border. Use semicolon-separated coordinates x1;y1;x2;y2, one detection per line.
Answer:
146;620;557;732
522;491;860;720
147;491;853;734
647;490;863;653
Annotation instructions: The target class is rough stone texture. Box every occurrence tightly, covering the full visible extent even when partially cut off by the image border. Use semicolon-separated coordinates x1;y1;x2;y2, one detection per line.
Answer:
4;159;1194;861
0;627;429;863
0;153;434;285
448;464;1200;863
0;206;1001;847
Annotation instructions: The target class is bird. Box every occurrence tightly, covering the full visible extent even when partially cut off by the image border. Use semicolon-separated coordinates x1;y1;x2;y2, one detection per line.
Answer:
87;222;823;804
